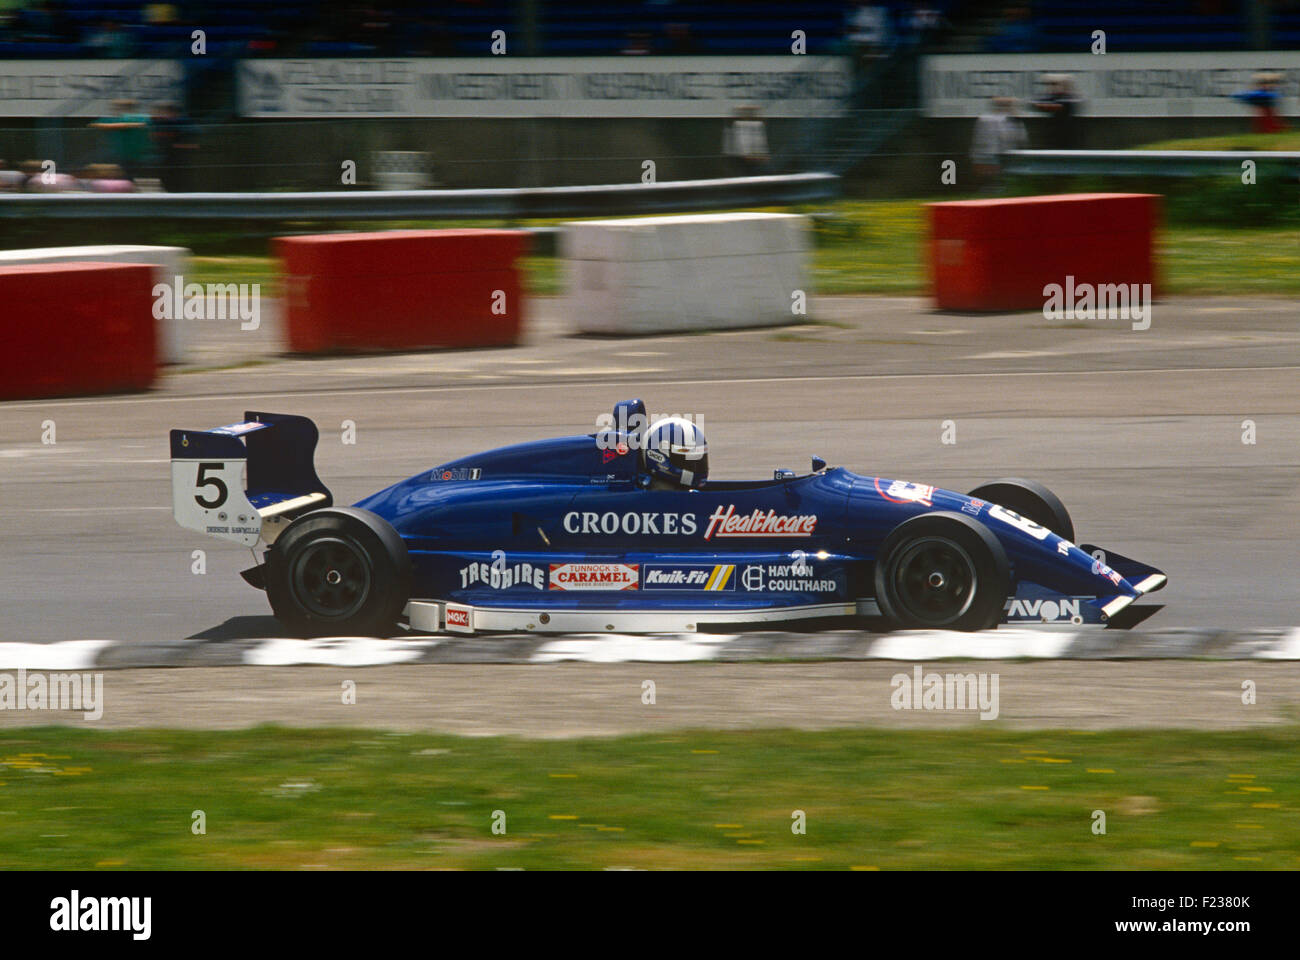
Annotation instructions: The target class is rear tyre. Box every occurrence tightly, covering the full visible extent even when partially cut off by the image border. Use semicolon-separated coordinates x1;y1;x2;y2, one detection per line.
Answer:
265;507;411;637
874;512;1010;631
967;477;1074;543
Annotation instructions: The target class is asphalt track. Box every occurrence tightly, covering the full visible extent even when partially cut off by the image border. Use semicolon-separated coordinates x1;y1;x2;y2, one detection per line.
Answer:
2;662;1296;734
2;293;1298;645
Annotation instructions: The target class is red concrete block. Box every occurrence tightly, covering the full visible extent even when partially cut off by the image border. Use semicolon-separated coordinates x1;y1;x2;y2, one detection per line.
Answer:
275;229;531;354
0;262;156;400
927;193;1160;311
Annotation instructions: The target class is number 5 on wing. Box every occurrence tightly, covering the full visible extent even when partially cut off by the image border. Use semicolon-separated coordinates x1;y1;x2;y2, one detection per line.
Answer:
194;462;229;508
170;456;261;546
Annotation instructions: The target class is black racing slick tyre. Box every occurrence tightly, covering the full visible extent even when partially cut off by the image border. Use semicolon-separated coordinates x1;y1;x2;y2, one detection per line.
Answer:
265;507;411;637
967;477;1075;543
874;512;1010;632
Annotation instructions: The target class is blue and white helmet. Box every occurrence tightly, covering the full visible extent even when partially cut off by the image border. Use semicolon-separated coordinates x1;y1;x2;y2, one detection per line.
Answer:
642;417;708;489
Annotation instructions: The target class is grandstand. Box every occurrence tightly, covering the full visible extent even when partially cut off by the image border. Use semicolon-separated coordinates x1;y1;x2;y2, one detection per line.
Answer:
0;1;1296;60
978;1;1300;53
0;2;1294;194
0;1;948;59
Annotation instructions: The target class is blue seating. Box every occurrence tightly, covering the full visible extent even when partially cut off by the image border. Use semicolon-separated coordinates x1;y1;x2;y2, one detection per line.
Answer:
1023;2;1292;51
0;1;962;58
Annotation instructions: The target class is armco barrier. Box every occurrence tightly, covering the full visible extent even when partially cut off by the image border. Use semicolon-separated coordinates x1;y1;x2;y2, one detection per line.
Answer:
563;212;810;335
0;246;189;363
276;230;530;354
0;262;156;400
927;193;1158;312
1005;149;1300;178
0;174;840;220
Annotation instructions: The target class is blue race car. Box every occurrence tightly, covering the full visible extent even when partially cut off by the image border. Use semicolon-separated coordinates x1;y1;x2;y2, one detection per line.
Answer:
169;399;1166;637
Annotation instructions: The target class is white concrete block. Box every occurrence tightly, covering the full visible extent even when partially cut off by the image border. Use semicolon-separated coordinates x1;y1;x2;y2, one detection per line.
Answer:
562;212;809;335
0;245;191;363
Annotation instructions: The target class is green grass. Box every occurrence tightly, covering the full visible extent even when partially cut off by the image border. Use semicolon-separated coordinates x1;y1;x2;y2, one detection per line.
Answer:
1;725;1296;870
808;199;928;294
1135;132;1300;152
187;252;564;297
171;200;934;297
1161;225;1300;295
188;256;282;297
179;199;1300;298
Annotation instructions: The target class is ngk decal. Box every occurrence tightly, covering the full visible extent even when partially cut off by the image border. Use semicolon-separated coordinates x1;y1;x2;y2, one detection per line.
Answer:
703;505;818;540
875;478;935;507
562;511;698;536
549;562;640;590
444;605;472;632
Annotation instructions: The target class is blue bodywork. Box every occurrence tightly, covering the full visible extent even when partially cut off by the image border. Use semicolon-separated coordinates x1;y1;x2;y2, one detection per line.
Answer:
351;427;1163;627
174;405;1165;628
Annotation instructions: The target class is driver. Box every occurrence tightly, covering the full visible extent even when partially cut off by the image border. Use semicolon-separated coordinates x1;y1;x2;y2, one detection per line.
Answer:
641;417;708;490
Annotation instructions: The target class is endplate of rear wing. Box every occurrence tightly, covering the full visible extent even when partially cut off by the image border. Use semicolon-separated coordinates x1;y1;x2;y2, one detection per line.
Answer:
170;412;331;547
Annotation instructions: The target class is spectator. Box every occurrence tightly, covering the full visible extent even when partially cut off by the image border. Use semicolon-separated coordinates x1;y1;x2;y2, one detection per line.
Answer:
144;4;179;26
0;160;27;192
986;5;1039;54
621;30;652;55
83;19;135;57
664;22;696;54
970;96;1027;189
845;3;894;88
723;104;770;177
1231;73;1289;134
846;3;892;51
18;159;77;192
89;99;152;179
1030;74;1083;149
18;1;75;43
82;163;135;193
150;102;198;192
907;2;946;36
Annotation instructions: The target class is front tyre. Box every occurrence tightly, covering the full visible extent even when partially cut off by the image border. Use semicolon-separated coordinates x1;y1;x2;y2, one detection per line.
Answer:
265;507;411;637
968;477;1074;543
874;512;1010;631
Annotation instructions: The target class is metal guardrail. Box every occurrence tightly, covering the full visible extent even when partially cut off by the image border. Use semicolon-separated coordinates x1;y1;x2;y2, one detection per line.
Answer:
0;173;840;220
1005;149;1300;178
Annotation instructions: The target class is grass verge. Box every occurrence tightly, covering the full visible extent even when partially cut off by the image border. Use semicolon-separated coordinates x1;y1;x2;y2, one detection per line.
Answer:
182;199;1300;298
2;725;1296;870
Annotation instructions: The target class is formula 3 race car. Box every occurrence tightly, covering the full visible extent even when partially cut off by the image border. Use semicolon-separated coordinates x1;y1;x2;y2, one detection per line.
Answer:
169;400;1166;637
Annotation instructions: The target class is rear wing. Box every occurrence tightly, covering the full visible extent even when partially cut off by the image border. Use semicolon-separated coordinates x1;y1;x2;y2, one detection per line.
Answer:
169;411;332;546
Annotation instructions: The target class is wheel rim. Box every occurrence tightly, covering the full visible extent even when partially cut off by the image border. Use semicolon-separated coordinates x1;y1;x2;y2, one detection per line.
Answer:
290;536;372;620
891;537;977;626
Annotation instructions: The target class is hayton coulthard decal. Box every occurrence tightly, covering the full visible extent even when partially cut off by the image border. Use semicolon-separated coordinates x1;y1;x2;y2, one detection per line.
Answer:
738;561;840;593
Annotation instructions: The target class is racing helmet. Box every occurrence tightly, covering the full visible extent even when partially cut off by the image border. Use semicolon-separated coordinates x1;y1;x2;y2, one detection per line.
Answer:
642;417;708;489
